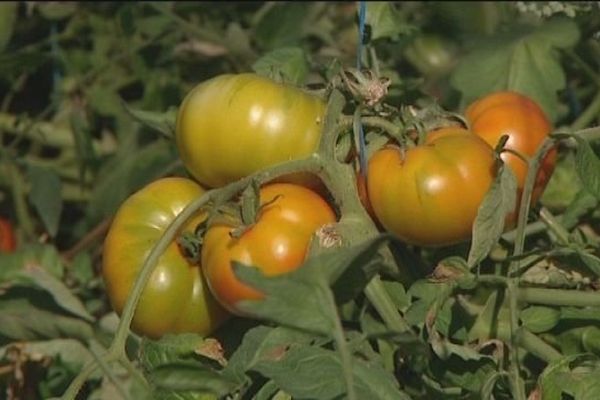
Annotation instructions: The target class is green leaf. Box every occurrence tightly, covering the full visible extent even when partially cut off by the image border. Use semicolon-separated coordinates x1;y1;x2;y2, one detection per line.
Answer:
520;306;560;333
0;299;94;341
468;165;517;268
254;3;309;50
252;344;411;400
365;3;415;41
577;250;600;277
122;102;178;139
0;339;93;370
573;136;600;200
541;152;584;212
26;165;63;237
14;264;95;322
0;2;17;52
140;333;211;372
539;354;600;399
149;365;236;398
233;236;389;335
88;140;177;221
561;188;598;230
37;2;77;20
252;47;309;86
451;17;580;120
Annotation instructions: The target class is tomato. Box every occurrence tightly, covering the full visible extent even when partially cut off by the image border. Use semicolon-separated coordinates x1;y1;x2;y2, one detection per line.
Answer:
176;73;326;188
367;127;497;247
102;177;229;339
465;91;556;207
201;183;336;314
0;218;16;252
404;34;457;77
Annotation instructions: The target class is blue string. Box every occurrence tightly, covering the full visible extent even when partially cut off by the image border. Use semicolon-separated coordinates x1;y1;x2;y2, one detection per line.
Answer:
356;2;368;178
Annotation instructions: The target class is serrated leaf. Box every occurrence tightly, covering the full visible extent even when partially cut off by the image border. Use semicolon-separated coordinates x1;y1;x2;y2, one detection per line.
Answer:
0;2;17;52
122;101;178;139
365;3;415;41
451;18;580;120
27;165;63;237
468;165;517;268
573;136;600;200
139;333;207;372
233;235;389;336
252;344;411;400
0;299;93;341
252;47;309;86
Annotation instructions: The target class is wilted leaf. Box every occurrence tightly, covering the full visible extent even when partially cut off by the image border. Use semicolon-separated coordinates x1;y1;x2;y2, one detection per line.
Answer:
468;165;517;268
27;165;63;237
451;18;580;120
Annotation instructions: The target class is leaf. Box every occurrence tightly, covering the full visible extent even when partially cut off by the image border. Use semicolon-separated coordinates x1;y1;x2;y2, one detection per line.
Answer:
520;306;560;333
0;2;17;52
233;235;389;336
451;18;580;120
14;264;95;322
0;339;93;370
252;47;309;86
149;365;237;398
223;325;316;384
140;333;213;372
576;250;600;277
122;102;178;139
0;299;94;341
468;165;517;268
539;354;600;399
561;188;598;230
254;3;309;50
573;136;600;200
27;165;63;237
540;151;584;212
365;3;415;41
88;140;178;221
37;2;77;20
252;344;411;400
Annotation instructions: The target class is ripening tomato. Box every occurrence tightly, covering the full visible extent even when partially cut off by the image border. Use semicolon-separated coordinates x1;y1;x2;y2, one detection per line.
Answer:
201;183;336;314
102;177;229;339
176;73;326;188
0;218;16;252
367;127;497;247
465;91;556;206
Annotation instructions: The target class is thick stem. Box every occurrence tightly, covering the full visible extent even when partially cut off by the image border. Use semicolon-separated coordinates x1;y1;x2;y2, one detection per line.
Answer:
507;281;527;400
518;287;600;307
571;90;600;131
515;329;562;363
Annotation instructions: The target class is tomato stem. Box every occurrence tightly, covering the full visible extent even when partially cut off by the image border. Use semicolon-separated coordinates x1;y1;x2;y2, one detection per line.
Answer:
518;287;600;307
538;207;571;245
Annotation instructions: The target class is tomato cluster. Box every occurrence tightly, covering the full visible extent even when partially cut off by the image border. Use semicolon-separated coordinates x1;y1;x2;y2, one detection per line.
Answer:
102;74;334;338
102;71;555;339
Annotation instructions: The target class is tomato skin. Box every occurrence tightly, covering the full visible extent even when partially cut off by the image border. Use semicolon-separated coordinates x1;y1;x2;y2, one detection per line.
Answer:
465;91;556;207
0;218;16;252
201;183;336;314
367;127;497;247
176;73;326;188
102;177;229;339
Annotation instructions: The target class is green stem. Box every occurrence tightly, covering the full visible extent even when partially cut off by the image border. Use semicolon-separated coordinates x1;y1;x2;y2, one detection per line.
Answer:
339;114;403;138
501;220;546;243
364;276;411;332
327;284;356;400
5;160;36;240
571;90;600;131
539;207;570;245
60;360;101;400
90;344;133;400
515;329;562;363
510;138;556;275
518;287;600;307
507;281;526;400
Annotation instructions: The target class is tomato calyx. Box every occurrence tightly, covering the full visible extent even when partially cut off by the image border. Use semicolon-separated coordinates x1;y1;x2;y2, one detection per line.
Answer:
340;68;391;106
176;230;203;265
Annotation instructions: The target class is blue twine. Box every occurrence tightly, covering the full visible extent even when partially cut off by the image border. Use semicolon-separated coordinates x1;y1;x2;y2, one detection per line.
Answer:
356;1;368;178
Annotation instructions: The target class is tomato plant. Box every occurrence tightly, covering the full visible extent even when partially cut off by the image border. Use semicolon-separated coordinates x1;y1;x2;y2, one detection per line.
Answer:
201;183;336;314
403;34;457;77
366;127;498;247
0;218;16;252
102;177;229;339
465;91;556;206
175;73;326;188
